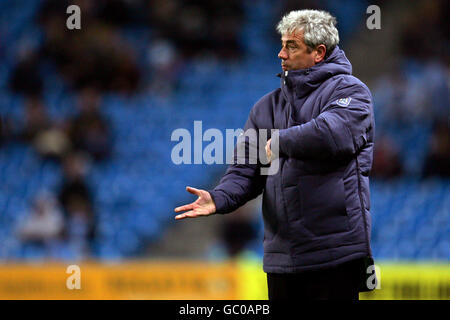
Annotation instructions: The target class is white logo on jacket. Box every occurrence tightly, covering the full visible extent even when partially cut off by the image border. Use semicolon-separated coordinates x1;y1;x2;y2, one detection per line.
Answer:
336;97;352;107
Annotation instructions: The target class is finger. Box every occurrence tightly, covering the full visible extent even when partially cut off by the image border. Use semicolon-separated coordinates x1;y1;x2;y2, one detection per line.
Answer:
174;203;195;213
175;213;187;220
175;210;198;220
186;186;201;196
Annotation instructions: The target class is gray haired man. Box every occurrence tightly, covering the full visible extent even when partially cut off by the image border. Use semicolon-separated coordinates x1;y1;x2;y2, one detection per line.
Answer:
175;9;376;300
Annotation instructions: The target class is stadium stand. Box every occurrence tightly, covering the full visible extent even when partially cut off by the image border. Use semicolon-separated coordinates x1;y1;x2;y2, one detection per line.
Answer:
0;0;448;266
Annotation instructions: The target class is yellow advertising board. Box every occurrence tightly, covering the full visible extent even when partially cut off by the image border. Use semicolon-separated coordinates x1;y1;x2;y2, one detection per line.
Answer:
0;261;238;300
237;260;450;300
0;260;448;300
359;263;450;300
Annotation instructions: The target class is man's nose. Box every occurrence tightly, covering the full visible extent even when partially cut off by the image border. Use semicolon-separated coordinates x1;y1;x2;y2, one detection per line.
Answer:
278;48;288;60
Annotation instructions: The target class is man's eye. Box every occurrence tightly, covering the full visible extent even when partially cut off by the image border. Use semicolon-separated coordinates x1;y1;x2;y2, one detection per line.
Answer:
281;43;297;50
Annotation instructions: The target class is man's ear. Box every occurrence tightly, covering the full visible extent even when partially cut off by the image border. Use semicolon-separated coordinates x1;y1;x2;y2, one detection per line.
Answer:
315;44;327;63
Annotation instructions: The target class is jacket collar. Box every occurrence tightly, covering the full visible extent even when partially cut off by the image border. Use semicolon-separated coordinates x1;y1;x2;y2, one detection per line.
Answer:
278;46;353;100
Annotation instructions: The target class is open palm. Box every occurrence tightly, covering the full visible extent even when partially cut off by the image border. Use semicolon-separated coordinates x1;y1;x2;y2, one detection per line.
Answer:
174;186;216;220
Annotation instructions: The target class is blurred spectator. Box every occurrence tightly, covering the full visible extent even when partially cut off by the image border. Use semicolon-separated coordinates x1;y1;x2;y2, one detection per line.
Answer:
8;51;43;96
372;66;429;126
67;87;112;162
372;49;449;129
33;122;71;161
147;0;244;59
220;199;259;258
20;96;71;161
16;192;64;245
399;0;448;62
371;136;403;179
39;0;141;93
21;96;51;143
0;115;13;147
96;0;143;26
423;121;450;178
145;38;183;95
58;152;96;256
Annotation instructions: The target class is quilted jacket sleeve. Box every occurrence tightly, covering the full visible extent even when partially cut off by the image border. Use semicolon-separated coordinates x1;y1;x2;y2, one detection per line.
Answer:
275;82;373;160
208;107;267;214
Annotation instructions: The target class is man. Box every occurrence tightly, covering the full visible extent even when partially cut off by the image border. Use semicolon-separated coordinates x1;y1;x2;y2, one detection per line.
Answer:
174;10;375;300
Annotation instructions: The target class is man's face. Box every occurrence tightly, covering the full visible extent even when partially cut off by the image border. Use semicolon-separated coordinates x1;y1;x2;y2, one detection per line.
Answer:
278;31;316;71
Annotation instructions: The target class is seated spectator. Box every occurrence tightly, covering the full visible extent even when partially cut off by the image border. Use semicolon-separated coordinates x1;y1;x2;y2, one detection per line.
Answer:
8;51;43;97
145;38;182;96
21;96;51;143
39;2;141;93
147;0;243;59
64;193;96;258
423;120;450;178
33;122;71;162
21;96;71;161
371;135;403;179
399;0;447;61
220;198;259;258
0;115;13;147
67;87;112;162
58;152;97;256
16;192;64;245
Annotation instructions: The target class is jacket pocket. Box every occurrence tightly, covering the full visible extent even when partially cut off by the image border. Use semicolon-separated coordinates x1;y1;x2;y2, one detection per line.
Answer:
298;171;349;237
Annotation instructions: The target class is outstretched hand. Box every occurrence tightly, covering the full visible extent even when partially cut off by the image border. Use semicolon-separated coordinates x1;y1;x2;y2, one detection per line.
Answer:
174;186;216;220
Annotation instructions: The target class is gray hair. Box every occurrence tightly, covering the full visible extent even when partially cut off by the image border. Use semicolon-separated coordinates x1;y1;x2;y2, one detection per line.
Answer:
276;10;339;58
